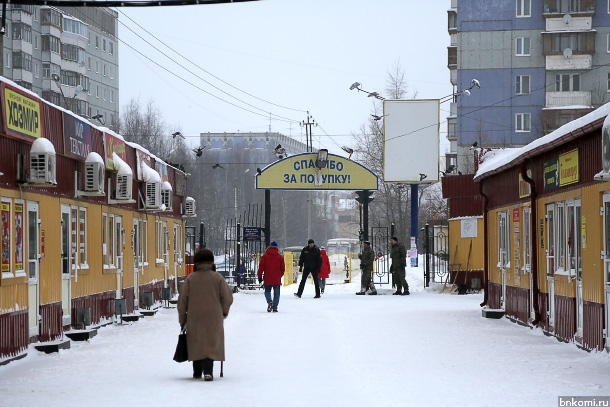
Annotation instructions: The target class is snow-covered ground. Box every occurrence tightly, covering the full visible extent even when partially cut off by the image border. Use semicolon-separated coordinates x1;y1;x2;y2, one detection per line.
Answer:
1;262;609;407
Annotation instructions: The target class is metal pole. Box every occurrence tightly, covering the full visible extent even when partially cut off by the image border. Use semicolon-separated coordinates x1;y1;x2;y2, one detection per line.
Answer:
264;189;271;247
236;223;241;284
199;222;204;250
410;183;419;267
424;223;430;287
363;190;370;242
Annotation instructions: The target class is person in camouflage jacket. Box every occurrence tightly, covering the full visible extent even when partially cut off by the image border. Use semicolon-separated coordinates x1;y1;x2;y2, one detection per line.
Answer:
356;241;377;295
390;236;410;295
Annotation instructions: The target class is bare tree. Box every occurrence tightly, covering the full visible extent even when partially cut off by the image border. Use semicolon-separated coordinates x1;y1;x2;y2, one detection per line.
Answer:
118;97;171;159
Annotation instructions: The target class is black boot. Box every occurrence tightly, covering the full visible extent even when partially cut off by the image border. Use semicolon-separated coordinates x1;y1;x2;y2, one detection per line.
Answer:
392;291;402;295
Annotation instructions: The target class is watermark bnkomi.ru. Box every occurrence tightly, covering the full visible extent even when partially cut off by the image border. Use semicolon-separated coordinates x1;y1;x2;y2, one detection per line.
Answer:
558;396;610;406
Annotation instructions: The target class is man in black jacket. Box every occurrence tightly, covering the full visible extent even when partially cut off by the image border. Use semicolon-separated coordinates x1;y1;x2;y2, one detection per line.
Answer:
294;239;322;298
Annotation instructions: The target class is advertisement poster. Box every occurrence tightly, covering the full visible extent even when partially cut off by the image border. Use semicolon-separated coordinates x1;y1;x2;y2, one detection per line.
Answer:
14;202;23;272
2;201;10;272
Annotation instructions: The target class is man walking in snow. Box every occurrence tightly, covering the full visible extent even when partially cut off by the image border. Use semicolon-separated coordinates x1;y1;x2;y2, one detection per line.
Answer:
294;239;322;298
258;241;285;312
390;236;410;295
356;241;377;295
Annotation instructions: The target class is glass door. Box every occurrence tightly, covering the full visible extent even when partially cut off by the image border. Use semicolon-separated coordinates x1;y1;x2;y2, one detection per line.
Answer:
27;201;40;337
115;215;123;299
60;204;71;326
546;204;555;329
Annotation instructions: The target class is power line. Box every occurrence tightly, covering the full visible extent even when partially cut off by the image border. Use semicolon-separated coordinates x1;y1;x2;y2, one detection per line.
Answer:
118;9;308;114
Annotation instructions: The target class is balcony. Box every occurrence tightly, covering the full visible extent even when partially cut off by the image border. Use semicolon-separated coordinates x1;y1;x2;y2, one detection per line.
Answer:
448;46;457;69
546;54;591;70
546;15;591;31
543;0;594;16
545;91;591;108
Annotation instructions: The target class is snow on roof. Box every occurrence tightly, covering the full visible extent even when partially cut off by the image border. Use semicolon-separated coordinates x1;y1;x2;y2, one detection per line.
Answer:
31;137;56;154
141;162;161;183
474;102;610;181
85;152;104;164
112;152;132;176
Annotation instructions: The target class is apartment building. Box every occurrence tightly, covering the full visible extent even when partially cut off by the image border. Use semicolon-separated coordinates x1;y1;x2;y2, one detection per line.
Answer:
2;5;119;129
447;0;609;174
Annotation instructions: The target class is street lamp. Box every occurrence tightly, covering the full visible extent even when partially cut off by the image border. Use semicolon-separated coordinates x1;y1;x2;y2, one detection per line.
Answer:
92;114;105;125
440;79;481;103
51;73;82;113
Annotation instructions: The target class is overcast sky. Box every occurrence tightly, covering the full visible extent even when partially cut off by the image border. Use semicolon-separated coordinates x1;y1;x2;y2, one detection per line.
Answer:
117;0;452;155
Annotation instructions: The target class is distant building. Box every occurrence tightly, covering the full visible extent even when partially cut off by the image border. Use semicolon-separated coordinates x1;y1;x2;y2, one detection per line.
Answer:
2;5;119;129
198;132;341;242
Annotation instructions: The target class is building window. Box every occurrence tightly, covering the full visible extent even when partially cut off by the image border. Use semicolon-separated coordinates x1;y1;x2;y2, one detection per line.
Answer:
448;11;457;30
42;63;60;79
103;64;107;77
109;66;115;79
516;0;531;17
109;42;114;55
516;75;530;94
12;23;32;43
516;37;531;56
555;201;565;272
607;34;610;52
95;35;99;49
103;88;108;101
607;73;610;91
34;63;39;78
555;74;580;91
546;32;596;53
516;113;531;132
96;85;100;99
95;61;99;74
34;35;38;50
5;53;10;69
110;90;114;103
41;35;60;54
61;44;86;65
102;39;106;53
12;52;32;72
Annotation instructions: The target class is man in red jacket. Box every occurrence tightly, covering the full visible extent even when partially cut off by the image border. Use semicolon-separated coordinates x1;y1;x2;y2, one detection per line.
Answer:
257;241;285;313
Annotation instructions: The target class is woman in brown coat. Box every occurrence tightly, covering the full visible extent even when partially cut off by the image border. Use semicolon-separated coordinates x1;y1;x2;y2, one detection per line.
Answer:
178;249;233;381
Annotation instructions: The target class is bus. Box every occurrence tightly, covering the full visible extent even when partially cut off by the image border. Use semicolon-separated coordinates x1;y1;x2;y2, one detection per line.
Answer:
325;238;360;259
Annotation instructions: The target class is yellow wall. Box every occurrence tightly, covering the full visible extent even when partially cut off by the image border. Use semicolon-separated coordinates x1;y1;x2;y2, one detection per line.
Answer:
448;217;484;272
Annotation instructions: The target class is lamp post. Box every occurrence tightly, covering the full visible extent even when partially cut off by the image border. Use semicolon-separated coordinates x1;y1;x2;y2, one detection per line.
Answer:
51;73;82;113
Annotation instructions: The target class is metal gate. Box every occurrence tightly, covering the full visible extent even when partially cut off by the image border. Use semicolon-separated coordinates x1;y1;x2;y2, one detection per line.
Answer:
421;223;450;286
371;226;390;285
221;204;266;290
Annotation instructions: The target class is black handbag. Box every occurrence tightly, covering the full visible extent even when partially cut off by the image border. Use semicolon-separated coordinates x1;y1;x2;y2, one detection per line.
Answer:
173;328;188;363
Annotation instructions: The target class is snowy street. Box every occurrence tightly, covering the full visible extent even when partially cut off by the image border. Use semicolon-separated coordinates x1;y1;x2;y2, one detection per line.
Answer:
1;267;609;407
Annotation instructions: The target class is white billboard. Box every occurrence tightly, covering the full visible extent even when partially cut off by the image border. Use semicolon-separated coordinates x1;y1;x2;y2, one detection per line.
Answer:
383;99;440;183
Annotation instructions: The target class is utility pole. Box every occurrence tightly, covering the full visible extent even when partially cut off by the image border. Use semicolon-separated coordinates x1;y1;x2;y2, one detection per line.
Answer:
300;111;317;152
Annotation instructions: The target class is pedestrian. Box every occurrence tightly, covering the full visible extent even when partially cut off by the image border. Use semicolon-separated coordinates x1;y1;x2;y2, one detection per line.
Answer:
356;241;377;295
390;236;410;295
294;238;322;298
178;248;234;381
318;246;331;294
234;259;247;288
257;241;285;312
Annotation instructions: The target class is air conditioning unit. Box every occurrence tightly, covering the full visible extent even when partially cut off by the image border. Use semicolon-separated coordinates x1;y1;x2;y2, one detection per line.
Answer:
75;152;106;196
161;181;172;210
184;196;196;217
595;121;610;180
85;161;104;193
29;138;57;186
116;174;133;200
145;181;161;209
